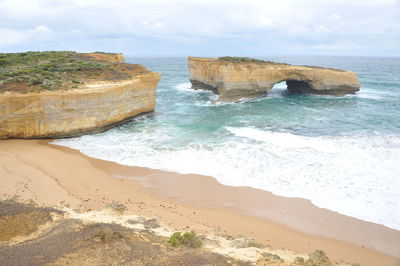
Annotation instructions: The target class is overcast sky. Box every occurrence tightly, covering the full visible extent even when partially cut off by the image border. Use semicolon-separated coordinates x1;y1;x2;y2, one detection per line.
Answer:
1;0;399;56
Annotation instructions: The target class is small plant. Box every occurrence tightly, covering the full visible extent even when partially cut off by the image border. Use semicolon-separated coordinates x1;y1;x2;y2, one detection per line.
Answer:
107;201;127;213
168;231;202;248
247;241;264;248
168;232;183;247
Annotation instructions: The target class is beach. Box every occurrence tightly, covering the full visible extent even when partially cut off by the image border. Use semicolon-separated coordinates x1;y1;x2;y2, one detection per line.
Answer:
1;0;400;264
54;56;400;233
0;139;398;265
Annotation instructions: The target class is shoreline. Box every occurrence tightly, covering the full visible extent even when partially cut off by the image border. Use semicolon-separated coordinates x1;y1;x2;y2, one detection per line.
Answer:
0;139;399;265
50;141;400;258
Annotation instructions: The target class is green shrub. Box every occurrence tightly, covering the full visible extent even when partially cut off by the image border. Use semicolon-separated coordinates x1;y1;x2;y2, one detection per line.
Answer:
28;79;42;86
107;201;127;213
168;231;202;248
168;232;183;247
247;241;264;248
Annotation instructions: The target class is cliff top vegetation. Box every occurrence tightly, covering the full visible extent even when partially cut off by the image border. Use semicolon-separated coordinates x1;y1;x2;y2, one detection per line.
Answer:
0;51;146;93
217;56;290;65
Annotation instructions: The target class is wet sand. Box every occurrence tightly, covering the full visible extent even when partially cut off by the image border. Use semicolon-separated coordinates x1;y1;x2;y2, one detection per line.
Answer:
0;139;399;265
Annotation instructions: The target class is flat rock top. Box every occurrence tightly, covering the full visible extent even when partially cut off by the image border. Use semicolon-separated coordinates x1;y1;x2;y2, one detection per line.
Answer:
189;56;347;73
0;51;150;93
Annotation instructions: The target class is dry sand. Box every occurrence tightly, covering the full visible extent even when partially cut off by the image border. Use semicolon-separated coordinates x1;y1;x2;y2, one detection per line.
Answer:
0;139;399;266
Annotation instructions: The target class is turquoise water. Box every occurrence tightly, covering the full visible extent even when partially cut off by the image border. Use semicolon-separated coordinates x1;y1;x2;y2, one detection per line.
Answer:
55;56;400;230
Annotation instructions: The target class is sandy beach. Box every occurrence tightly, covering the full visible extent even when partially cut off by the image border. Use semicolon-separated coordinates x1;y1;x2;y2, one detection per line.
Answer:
0;139;399;266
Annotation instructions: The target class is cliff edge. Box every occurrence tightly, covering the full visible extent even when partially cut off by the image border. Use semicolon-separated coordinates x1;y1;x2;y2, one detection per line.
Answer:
0;51;160;139
188;57;360;101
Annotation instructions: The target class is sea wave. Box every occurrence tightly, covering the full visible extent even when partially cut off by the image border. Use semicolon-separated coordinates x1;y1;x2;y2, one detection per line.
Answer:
53;127;400;230
226;127;337;151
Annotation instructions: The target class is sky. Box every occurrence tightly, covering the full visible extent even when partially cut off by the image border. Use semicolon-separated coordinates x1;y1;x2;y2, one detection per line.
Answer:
0;0;399;56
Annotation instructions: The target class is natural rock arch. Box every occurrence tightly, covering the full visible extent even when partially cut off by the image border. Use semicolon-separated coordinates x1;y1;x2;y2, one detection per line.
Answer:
188;57;360;102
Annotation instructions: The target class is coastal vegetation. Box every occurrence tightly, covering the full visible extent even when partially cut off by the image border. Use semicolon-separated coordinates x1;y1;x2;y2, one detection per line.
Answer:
0;51;142;92
107;201;127;214
217;56;290;65
168;231;203;248
0;200;245;265
0;50;159;139
218;56;270;63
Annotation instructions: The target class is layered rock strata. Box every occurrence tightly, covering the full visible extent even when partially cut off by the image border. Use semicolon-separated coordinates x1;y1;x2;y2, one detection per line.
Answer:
0;53;159;139
188;57;360;101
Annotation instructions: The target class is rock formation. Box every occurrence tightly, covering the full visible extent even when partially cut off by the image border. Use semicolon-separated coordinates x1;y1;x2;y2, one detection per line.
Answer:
0;52;159;139
188;57;360;101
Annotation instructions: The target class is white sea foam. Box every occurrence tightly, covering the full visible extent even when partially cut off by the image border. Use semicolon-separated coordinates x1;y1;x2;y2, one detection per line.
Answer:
354;87;398;100
272;81;287;89
356;91;383;100
174;82;192;91
53;126;400;231
174;83;273;106
226;127;338;152
174;82;218;105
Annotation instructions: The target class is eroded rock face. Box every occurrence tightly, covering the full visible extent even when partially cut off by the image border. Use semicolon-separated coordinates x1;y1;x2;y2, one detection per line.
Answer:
188;57;360;101
0;55;160;139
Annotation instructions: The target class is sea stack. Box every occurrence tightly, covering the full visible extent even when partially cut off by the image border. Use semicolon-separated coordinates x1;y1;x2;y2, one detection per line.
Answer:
188;56;360;101
0;51;160;139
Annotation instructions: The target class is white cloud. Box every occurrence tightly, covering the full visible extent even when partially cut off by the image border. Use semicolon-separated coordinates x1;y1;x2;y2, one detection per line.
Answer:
313;25;330;33
330;14;341;21
255;16;274;27
0;0;399;55
0;25;52;46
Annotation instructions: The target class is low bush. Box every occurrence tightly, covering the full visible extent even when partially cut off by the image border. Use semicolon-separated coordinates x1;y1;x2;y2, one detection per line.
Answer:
107;201;127;213
168;231;202;248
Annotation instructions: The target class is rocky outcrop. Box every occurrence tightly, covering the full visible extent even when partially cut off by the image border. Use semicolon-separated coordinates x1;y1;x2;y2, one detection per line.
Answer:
188;57;360;101
0;54;159;139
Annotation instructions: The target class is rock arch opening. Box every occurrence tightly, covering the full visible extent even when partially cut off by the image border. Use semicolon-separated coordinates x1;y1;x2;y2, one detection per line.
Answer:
270;80;313;95
286;80;313;94
269;81;288;96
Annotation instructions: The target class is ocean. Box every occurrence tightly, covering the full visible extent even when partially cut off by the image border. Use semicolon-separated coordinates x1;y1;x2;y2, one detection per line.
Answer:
54;56;400;231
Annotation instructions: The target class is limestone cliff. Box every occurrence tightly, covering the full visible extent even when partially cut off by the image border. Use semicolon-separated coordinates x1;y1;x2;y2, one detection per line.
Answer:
0;52;159;139
188;57;360;101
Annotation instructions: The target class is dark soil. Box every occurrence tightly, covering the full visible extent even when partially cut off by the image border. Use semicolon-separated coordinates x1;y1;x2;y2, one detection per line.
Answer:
0;200;61;241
